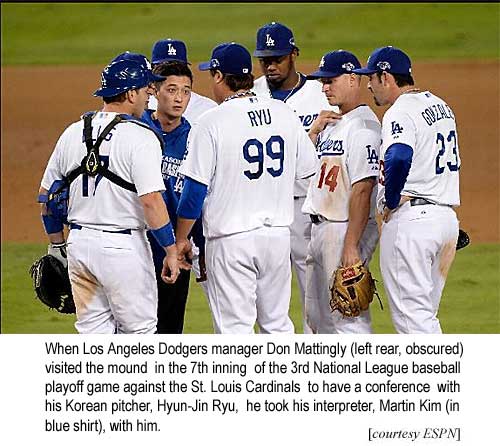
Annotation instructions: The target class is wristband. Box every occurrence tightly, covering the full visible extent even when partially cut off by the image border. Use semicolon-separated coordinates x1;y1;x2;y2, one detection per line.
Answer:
151;222;175;248
42;214;63;234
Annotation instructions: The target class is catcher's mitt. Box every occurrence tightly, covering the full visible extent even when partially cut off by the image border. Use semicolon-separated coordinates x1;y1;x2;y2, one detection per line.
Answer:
456;229;470;251
329;261;381;318
29;254;75;314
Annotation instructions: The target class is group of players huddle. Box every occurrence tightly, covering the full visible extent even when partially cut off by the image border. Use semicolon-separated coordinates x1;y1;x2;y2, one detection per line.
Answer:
38;22;461;335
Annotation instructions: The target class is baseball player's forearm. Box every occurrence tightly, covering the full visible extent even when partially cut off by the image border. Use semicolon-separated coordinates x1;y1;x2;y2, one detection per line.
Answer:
140;191;171;229
176;218;196;242
344;179;375;258
384;143;413;209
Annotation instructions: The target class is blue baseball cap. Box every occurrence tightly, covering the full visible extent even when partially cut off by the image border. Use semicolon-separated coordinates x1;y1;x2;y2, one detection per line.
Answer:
151;39;189;65
111;51;152;70
353;46;412;76
93;58;165;97
307;50;361;79
199;42;252;75
253;22;298;57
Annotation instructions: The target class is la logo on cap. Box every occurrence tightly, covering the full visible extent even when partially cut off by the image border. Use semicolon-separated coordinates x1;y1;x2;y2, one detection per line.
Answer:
266;34;275;47
319;56;325;68
167;44;177;56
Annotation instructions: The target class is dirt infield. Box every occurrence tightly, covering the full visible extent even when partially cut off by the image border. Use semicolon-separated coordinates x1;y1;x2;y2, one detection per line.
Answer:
2;61;498;243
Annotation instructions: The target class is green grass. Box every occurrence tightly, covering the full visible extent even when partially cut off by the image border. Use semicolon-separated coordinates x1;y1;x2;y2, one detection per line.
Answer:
2;3;499;65
2;242;499;334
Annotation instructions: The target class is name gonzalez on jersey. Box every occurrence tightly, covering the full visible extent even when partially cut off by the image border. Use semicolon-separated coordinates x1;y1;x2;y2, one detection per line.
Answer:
421;100;455;126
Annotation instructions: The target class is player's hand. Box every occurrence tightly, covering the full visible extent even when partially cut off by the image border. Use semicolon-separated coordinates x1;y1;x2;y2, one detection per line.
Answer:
161;244;180;284
382;206;394;223
341;244;361;267
308;110;342;142
176;238;193;270
48;242;68;268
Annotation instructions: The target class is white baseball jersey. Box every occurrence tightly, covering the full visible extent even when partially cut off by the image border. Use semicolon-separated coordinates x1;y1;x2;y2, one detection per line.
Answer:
252;75;335;197
148;91;217;125
302;105;381;221
41;112;165;231
378;91;461;212
41;111;165;334
179;95;318;239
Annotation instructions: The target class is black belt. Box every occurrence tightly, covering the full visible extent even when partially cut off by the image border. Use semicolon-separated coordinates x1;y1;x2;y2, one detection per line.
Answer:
410;198;435;206
70;223;131;235
310;214;325;224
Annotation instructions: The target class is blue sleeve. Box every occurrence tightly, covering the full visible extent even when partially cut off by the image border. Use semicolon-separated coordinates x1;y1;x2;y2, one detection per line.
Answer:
177;176;208;219
384;143;413;209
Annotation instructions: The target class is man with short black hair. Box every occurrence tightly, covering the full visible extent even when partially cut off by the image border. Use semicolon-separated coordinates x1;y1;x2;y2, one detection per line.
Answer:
354;46;461;333
148;39;215;301
252;22;336;333
149;39;217;123
141;61;204;333
175;42;318;334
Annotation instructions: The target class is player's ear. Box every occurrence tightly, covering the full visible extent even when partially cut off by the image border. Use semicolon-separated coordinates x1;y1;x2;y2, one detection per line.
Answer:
125;89;134;103
290;49;298;64
213;70;224;84
349;73;357;87
381;71;390;87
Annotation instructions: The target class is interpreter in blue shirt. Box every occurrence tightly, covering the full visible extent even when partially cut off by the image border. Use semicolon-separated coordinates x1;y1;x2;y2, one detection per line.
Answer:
142;61;205;334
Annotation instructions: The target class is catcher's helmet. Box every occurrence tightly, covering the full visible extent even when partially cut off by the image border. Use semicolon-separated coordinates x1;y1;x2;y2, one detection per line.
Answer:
93;58;165;97
111;51;152;70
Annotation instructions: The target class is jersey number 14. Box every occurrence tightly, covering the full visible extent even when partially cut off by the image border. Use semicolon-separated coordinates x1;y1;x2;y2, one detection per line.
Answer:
317;162;340;192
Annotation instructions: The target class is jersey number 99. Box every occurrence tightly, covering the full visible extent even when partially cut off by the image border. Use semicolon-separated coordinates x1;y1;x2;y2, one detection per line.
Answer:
243;136;284;180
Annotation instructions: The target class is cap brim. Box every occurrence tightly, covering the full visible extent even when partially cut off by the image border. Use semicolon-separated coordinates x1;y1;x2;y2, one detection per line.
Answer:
198;61;212;71
352;67;377;75
253;49;292;57
306;70;343;80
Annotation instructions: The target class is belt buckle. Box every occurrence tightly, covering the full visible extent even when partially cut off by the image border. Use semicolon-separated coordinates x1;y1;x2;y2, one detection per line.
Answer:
410;198;433;206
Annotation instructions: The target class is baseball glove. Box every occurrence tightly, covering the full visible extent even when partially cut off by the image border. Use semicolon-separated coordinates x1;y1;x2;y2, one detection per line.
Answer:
456;229;470;250
329;261;380;317
29;254;76;314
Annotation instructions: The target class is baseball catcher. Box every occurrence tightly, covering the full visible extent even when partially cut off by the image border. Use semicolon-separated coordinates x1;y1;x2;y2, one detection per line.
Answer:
329;261;380;318
29;246;75;314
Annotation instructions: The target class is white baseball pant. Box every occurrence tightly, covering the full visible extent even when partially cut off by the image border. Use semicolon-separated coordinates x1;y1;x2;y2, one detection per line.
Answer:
305;219;379;334
290;196;313;333
380;201;459;334
67;226;158;334
205;226;294;334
